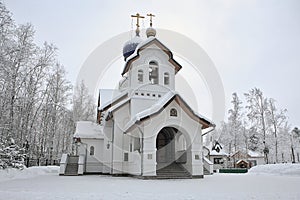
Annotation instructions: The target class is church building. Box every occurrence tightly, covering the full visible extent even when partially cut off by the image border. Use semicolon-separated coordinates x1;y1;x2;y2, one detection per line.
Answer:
60;13;215;179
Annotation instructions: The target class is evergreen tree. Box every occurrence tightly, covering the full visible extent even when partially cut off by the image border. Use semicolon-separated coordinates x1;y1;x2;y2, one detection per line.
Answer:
0;138;26;169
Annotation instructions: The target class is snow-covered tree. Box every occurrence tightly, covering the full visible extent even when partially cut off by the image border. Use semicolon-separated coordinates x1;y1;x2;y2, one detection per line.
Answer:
216;87;294;164
0;2;74;166
73;80;95;122
290;127;300;163
227;93;244;153
267;98;288;163
245;88;270;163
0;138;26;169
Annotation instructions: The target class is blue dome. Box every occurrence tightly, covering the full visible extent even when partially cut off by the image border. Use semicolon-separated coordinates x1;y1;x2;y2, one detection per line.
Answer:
123;36;142;61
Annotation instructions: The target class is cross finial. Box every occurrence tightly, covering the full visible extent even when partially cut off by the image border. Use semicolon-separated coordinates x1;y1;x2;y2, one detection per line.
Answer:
147;13;155;27
131;13;145;36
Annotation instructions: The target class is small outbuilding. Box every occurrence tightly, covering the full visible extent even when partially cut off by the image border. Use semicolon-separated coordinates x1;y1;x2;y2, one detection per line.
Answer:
204;140;228;172
230;150;265;168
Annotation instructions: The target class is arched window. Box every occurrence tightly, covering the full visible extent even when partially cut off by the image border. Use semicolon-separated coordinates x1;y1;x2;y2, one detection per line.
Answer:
138;69;143;83
90;146;95;156
164;72;169;85
149;61;158;84
170;108;177;117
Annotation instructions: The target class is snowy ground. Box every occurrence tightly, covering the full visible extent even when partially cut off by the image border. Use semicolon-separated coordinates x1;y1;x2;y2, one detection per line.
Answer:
0;164;300;200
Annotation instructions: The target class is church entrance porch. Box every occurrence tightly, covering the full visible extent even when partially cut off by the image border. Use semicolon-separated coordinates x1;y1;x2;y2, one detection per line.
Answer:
155;127;191;178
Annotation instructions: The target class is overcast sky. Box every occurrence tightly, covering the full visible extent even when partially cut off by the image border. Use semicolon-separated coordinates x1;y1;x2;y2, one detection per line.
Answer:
4;0;300;127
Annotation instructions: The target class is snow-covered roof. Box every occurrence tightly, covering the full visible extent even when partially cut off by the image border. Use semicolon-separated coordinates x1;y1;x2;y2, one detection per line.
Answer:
121;37;182;76
74;121;103;139
123;91;176;131
210;149;228;156
125;37;156;62
205;141;228;156
104;97;131;120
121;91;215;132
99;89;127;111
248;150;264;158
231;150;264;158
236;159;249;164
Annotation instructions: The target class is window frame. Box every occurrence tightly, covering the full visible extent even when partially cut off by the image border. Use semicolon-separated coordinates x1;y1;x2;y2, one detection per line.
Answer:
170;108;178;117
149;61;159;84
89;146;95;156
164;72;170;85
138;69;143;83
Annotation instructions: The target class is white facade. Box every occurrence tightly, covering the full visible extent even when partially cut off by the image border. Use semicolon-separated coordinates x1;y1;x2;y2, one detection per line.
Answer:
63;28;215;178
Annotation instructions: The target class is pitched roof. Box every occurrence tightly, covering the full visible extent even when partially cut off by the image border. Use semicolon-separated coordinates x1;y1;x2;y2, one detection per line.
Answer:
74;121;103;139
99;90;128;112
105;91;215;132
205;141;228;156
231;150;264;158
121;37;182;76
236;159;249;165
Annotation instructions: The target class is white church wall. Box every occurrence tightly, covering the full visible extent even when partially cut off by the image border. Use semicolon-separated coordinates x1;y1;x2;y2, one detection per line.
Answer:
175;134;187;163
121;133;130;174
111;104;131;174
111;126;123;174
126;128;142;175
130;84;170;118
143;138;157;176
129;63;148;88
130;97;156;119
129;150;141;175
128;44;175;90
188;131;204;176
103;120;113;174
113;105;143;176
81;138;104;173
159;64;175;90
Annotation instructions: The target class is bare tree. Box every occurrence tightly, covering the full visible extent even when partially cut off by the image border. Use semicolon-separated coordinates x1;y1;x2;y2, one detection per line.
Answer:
0;2;75;166
268;98;287;163
227;93;244;153
72;80;95;122
245;88;270;163
291;127;300;163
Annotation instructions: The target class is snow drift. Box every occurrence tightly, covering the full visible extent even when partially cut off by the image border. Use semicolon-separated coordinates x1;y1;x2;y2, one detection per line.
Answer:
0;166;59;182
248;163;300;176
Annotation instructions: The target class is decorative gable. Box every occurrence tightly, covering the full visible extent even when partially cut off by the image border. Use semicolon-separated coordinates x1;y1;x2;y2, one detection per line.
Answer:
121;38;182;76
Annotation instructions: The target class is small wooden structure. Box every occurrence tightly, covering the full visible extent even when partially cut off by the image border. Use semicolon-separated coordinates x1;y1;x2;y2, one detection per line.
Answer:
236;160;249;168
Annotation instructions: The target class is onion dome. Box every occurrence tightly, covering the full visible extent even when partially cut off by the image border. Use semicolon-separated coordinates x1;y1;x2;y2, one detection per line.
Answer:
146;27;156;38
122;35;142;61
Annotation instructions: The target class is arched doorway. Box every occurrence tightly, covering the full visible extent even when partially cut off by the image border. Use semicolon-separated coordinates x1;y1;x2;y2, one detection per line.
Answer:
156;127;177;164
156;127;191;177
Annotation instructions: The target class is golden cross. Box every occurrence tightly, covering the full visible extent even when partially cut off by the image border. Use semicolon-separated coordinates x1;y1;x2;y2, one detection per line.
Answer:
147;13;155;27
131;13;145;29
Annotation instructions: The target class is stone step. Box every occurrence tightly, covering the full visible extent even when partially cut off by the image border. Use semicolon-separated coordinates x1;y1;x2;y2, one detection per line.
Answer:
156;174;191;177
68;156;79;164
156;163;192;179
65;163;78;175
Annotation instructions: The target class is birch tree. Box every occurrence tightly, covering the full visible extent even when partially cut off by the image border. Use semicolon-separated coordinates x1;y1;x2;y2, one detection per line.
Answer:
268;98;287;163
73;80;95;122
245;88;270;163
0;2;75;165
227;93;244;153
